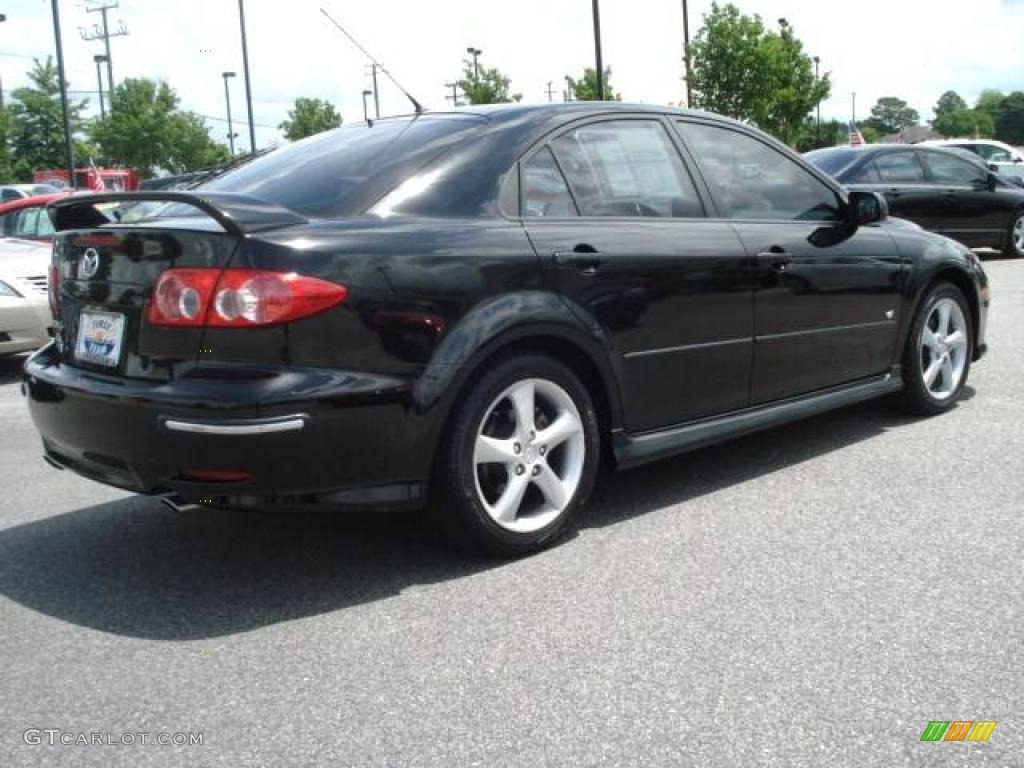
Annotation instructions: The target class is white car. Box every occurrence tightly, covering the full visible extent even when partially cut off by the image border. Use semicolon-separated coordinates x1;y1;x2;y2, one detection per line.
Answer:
0;238;53;356
0;184;61;203
921;139;1024;183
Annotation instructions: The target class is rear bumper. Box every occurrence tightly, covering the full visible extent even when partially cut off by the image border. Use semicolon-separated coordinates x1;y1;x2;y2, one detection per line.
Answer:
22;343;434;510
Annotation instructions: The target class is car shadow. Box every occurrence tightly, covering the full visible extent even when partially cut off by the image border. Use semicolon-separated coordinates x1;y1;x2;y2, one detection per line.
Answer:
0;354;27;386
0;395;941;641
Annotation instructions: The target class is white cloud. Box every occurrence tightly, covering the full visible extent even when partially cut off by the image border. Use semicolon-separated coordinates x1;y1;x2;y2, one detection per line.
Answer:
0;0;1020;151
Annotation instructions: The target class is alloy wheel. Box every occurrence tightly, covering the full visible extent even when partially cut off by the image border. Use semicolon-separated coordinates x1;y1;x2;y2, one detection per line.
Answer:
919;297;968;401
472;378;585;533
1014;215;1024;255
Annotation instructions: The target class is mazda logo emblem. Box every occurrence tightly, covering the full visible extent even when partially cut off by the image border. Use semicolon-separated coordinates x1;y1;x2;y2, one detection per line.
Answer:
80;248;101;279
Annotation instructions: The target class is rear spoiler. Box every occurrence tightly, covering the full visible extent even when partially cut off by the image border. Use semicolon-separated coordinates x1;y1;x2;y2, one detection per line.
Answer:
47;191;308;237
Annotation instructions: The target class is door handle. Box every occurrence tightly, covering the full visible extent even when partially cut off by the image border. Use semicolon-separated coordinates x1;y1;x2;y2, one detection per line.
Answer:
552;247;606;276
756;249;792;270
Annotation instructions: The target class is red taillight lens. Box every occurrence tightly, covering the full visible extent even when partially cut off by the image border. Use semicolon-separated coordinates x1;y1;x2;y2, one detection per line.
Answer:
179;468;254;483
47;262;60;316
147;269;348;328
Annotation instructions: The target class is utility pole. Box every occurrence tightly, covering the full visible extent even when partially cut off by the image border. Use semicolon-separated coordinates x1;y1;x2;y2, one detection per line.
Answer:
362;90;372;123
444;82;460;107
545;81;556;102
222;71;237;155
371;63;380;119
564;75;574;102
591;0;604;100
51;0;75;186
681;0;691;107
852;92;857;125
238;0;257;153
94;54;107;118
79;1;127;102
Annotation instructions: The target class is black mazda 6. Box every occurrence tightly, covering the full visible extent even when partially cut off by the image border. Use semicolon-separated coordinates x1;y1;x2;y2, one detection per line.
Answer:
25;103;989;555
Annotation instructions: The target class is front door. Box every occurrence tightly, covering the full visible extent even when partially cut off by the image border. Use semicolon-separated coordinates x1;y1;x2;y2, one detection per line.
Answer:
676;120;906;405
519;117;755;432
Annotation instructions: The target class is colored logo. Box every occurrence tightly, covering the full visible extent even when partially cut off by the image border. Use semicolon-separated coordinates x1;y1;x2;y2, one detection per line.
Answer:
920;721;997;742
80;248;101;279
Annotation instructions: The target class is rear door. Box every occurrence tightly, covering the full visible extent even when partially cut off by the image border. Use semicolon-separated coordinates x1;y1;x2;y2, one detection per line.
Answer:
675;120;904;404
846;149;939;228
520;116;755;432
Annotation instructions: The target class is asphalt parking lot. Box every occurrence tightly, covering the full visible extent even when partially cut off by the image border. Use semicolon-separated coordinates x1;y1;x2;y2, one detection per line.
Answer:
0;258;1021;768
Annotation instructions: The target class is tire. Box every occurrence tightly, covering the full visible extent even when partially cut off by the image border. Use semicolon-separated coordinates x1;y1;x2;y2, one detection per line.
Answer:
900;282;973;416
1004;210;1024;258
434;352;601;557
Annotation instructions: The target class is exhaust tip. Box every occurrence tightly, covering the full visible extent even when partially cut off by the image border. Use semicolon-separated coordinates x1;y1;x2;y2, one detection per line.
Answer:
159;494;198;513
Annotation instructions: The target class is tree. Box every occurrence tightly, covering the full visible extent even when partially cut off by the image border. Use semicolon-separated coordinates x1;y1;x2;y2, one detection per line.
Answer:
864;97;919;135
995;91;1024;144
794;117;846;152
278;97;342;141
687;3;830;145
567;67;619;101
0;108;15;181
975;89;1005;120
932;90;968;123
91;78;228;178
458;59;521;105
7;57;89;181
858;124;882;144
933;108;995;139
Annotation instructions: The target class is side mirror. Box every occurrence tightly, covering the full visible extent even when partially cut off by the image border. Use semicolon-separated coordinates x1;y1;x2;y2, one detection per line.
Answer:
846;190;887;227
988;163;1000;172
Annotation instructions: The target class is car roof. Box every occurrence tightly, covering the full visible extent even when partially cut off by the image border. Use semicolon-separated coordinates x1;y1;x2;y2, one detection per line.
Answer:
0;191;73;214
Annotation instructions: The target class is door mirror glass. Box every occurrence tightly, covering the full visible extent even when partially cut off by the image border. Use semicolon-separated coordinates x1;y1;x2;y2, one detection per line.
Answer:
847;191;887;227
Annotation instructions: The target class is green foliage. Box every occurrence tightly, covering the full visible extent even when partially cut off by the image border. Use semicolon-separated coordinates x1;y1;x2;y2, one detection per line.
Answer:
933;108;994;139
858;124;882;144
458;59;521;105
975;89;1005;119
994;91;1024;145
567;67;619;101
932;91;968;123
91;78;228;178
7;57;88;181
0;108;15;181
687;3;830;145
794;117;847;152
864;97;919;135
278;97;342;141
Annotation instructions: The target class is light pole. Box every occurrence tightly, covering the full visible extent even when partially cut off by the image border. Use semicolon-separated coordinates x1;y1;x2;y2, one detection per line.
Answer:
50;0;75;186
813;56;820;146
466;46;482;79
222;71;237;155
94;54;107;118
591;0;604;100
681;0;691;108
362;89;372;123
564;75;574;102
237;0;256;153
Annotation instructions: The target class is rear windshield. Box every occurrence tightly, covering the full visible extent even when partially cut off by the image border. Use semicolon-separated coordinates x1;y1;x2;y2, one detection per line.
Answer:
805;147;862;177
199;114;486;218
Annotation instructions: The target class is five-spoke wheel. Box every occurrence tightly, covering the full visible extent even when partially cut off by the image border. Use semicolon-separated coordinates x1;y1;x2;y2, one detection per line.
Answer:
902;282;973;415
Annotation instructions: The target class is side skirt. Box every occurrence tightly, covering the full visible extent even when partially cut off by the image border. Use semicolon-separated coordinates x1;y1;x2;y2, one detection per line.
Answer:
613;370;903;470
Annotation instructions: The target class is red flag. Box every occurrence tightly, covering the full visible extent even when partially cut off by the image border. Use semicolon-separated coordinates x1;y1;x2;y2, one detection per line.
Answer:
848;121;865;146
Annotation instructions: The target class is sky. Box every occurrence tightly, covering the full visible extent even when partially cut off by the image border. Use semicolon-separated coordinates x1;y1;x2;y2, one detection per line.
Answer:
1;0;1022;152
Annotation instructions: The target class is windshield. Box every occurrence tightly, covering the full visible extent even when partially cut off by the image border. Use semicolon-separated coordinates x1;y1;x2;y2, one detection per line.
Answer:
198;114;486;218
805;147;862;177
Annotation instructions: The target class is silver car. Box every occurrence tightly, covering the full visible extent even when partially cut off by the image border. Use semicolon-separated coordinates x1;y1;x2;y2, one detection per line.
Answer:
0;238;52;356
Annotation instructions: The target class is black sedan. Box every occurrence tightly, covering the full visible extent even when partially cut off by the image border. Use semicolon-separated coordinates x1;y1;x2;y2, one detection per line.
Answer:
25;104;989;556
806;143;1024;257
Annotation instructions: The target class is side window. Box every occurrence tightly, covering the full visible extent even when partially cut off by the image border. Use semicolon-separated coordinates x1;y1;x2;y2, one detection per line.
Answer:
925;152;986;185
874;151;926;183
848;161;881;183
676;121;841;221
550;120;704;218
522;147;577;218
1;189;19;202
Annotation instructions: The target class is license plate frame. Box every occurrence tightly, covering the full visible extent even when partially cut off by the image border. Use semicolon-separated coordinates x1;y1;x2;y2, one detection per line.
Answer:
74;309;126;368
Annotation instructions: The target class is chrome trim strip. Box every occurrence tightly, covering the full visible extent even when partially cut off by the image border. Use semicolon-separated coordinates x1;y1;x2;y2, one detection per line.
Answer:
162;416;307;435
625;337;752;359
756;319;894;342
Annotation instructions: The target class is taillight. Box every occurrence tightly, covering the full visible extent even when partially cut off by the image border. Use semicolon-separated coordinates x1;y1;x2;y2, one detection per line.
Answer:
146;268;348;327
47;262;60;317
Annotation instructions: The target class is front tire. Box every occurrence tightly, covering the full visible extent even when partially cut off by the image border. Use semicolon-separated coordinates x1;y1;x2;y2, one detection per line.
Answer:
435;353;601;557
1005;210;1024;258
900;283;973;416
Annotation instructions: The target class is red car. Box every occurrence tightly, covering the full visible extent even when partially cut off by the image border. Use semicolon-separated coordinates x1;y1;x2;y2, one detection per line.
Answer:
0;192;73;242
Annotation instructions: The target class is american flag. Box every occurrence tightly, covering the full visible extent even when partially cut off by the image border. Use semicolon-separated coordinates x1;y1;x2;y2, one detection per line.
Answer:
849;121;866;146
88;160;107;192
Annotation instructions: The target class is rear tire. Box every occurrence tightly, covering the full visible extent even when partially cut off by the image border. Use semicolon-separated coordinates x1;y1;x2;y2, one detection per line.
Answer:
434;353;600;557
1005;210;1024;258
900;282;973;416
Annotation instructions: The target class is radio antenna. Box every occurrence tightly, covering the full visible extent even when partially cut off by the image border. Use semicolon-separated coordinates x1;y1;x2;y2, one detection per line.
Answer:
319;7;425;115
